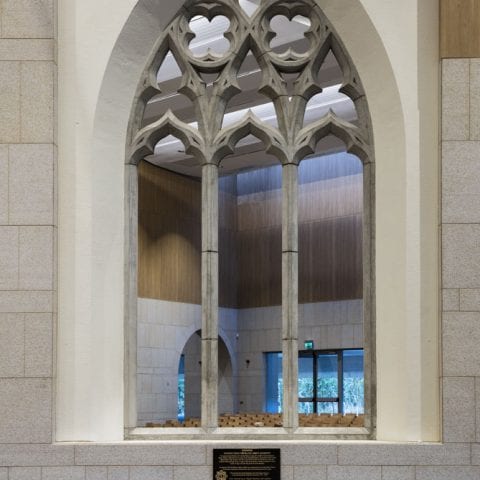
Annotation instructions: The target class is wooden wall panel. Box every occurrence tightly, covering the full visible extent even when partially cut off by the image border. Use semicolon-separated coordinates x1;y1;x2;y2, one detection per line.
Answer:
237;226;283;307
138;161;363;308
298;219;336;303
219;228;238;307
138;161;202;304
138;162;239;307
236;176;283;308
332;214;363;300
219;177;239;308
441;0;480;58
237;192;282;231
236;174;362;231
237;173;363;308
298;175;363;222
138;211;202;303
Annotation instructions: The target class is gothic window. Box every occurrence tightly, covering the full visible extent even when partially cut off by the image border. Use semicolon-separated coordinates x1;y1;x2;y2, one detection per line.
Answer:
128;0;373;436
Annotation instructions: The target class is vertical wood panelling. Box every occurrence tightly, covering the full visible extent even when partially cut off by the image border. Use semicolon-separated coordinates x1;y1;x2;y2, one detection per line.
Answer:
138;161;202;303
138;162;363;308
298;219;336;303
236;173;283;308
441;0;480;58
219;176;238;308
236;173;363;308
333;214;363;300
237;226;283;307
138;162;238;307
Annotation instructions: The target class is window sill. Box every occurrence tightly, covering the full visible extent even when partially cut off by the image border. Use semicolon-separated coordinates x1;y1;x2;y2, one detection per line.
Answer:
126;426;372;441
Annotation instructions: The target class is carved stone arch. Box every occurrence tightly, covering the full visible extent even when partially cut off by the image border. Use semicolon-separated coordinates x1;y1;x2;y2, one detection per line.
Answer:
128;0;373;168
175;326;236;376
56;0;413;441
213;111;288;165
126;0;375;434
130;111;206;165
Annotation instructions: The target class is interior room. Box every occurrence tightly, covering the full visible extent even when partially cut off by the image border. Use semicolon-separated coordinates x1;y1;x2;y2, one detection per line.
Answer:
135;4;365;427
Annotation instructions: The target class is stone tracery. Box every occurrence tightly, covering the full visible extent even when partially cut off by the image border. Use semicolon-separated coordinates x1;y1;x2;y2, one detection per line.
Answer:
128;0;373;431
130;0;372;166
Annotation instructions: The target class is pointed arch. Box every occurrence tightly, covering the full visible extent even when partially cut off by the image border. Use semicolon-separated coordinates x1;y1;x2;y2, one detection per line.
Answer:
55;0;439;443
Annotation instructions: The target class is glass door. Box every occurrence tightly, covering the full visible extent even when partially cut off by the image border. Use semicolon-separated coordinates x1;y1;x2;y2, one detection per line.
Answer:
316;352;340;414
298;352;314;413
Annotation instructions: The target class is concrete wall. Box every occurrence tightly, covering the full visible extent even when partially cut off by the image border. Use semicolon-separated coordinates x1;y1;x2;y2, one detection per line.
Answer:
5;1;480;480
136;299;238;424
136;298;362;423
136;299;201;424
236;301;363;414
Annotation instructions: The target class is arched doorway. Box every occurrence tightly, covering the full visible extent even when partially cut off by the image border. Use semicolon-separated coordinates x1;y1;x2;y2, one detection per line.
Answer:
178;332;234;422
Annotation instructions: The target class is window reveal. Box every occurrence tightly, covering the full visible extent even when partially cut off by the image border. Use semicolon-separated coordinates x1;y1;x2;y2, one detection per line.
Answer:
129;0;373;433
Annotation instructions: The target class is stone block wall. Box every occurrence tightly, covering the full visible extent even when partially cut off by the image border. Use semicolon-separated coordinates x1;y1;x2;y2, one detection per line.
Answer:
0;1;480;478
441;59;480;447
136;299;203;424
0;0;55;447
136;299;239;424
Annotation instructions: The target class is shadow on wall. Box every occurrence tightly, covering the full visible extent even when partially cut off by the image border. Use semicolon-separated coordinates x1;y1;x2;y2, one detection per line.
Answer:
136;300;238;426
181;330;235;420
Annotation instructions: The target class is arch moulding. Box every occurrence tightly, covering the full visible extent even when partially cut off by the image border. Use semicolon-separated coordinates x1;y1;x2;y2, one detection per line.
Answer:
56;0;439;443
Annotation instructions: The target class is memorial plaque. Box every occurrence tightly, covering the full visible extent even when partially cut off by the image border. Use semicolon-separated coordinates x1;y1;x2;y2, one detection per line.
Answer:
213;449;280;480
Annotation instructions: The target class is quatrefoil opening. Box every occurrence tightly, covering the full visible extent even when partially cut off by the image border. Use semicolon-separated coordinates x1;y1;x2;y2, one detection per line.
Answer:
188;15;232;58
269;15;311;55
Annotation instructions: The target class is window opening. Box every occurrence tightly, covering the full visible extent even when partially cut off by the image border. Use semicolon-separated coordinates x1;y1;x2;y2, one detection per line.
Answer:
269;15;311;54
218;157;283;427
143;51;188;127
266;349;364;425
188;15;231;57
314;351;340;414
304;51;357;126
178;354;185;421
265;352;283;414
136;161;202;428
129;0;373;435
239;0;259;17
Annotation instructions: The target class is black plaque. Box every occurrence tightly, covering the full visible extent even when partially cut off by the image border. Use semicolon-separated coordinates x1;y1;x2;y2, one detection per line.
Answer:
213;449;280;480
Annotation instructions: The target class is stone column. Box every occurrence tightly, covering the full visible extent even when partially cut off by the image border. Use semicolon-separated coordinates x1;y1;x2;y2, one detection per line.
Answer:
201;162;219;429
362;161;375;432
125;164;138;429
282;163;298;430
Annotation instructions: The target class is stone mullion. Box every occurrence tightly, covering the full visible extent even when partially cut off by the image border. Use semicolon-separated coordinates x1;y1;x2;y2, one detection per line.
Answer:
362;161;375;432
201;162;219;430
125;164;139;429
282;163;299;430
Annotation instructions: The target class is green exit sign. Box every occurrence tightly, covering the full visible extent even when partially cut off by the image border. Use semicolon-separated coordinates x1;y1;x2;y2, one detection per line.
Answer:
304;340;314;350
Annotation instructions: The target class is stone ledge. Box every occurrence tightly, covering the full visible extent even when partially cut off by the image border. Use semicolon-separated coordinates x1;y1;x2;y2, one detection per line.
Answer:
22;441;467;468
